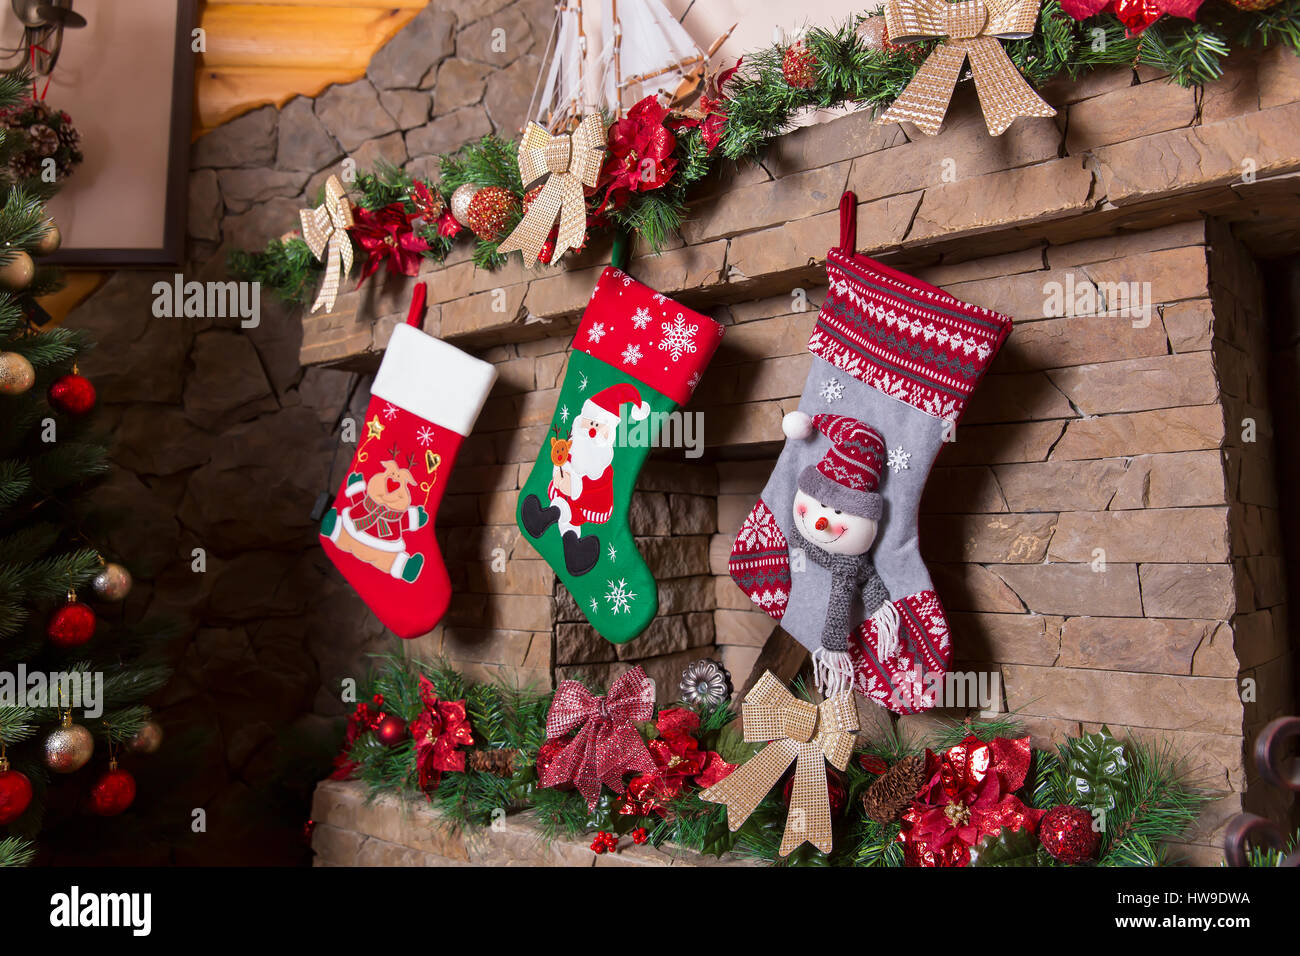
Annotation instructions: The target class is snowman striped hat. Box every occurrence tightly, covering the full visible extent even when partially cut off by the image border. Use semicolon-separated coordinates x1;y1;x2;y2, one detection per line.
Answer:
782;411;886;519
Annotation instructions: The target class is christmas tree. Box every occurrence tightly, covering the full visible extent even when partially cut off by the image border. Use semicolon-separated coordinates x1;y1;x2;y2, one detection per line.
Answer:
0;71;170;866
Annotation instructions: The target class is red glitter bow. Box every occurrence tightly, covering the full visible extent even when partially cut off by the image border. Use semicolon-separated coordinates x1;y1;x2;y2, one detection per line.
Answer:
539;666;658;810
410;675;474;792
899;734;1043;867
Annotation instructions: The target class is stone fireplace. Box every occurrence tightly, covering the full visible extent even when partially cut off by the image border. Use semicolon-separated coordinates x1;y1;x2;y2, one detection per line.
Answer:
65;1;1300;864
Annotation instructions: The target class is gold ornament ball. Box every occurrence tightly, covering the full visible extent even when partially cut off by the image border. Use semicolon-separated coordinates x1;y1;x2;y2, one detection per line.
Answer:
465;185;518;242
35;221;61;256
91;562;133;601
449;183;481;227
127;720;163;755
0;250;34;291
0;351;35;395
44;721;94;774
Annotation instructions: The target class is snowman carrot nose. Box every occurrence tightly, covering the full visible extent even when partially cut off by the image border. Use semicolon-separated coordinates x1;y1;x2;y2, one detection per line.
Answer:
815;517;829;531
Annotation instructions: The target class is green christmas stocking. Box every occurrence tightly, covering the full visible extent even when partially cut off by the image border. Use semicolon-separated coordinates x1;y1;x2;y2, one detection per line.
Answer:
517;267;724;643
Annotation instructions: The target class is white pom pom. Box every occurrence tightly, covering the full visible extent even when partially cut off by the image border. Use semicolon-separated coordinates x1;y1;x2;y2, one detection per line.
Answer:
630;401;650;421
782;411;813;440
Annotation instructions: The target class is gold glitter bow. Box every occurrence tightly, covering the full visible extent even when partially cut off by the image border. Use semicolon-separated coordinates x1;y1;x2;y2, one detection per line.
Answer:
496;113;606;263
878;0;1055;136
299;175;355;314
701;671;858;856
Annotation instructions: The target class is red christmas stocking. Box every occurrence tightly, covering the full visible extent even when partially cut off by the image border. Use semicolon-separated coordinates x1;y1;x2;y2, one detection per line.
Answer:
729;192;1013;714
319;308;497;638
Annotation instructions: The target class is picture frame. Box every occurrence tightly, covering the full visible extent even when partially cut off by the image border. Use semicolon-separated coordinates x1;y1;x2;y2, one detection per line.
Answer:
1;0;198;267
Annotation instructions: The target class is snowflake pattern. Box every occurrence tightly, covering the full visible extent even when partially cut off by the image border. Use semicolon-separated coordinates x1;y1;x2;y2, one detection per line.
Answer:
559;404;570;423
382;404;400;420
687;370;701;393
887;445;911;474
606;543;617;562
657;313;699;362
589;597;599;615
605;578;636;615
631;307;651;330
621;343;643;366
820;378;845;404
735;504;785;551
587;322;606;344
416;426;435;446
578;373;588;392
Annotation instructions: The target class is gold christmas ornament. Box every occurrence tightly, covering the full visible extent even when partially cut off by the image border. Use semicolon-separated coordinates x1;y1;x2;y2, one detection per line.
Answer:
91;562;133;601
127;720;163;755
857;15;887;51
449;183;480;227
700;671;858;856
496;114;606;264
0;249;35;290
0;351;35;395
44;713;94;774
878;0;1056;136
35;220;61;256
299;175;354;314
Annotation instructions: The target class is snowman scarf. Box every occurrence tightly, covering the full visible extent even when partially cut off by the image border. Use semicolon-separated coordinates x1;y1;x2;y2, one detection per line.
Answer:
788;525;898;659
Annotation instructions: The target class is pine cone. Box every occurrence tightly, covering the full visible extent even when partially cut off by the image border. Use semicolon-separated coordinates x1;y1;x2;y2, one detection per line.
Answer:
56;123;81;151
27;124;58;157
468;748;520;777
8;152;39;180
862;754;928;824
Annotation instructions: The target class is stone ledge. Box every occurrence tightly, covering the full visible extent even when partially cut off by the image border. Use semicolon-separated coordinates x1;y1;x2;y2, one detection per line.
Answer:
310;779;758;867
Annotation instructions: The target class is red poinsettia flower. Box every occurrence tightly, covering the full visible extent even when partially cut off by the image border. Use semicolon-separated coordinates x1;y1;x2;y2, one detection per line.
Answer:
672;58;742;153
1058;0;1204;36
410;180;444;221
898;735;1043;867
349;202;430;283
409;674;474;792
618;707;736;817
598;95;678;213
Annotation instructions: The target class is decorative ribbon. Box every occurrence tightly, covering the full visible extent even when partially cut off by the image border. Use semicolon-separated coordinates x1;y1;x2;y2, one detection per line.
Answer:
701;671;858;856
496;113;606;263
878;0;1055;136
299;175;355;314
538;665;658;810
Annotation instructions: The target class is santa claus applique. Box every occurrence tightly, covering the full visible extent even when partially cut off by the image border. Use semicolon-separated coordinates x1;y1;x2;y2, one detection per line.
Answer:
522;383;650;576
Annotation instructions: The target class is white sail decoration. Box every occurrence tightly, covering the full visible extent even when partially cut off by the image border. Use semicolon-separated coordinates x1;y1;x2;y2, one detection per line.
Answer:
530;0;590;132
530;0;726;132
594;0;708;117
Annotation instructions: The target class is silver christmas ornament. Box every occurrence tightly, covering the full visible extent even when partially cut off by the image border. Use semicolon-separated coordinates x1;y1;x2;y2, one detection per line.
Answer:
44;716;94;773
449;183;481;227
127;720;163;755
679;660;732;708
91;562;133;601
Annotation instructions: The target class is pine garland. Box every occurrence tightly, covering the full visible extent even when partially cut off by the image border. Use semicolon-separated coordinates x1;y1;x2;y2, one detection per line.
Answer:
335;657;1210;867
233;1;1300;304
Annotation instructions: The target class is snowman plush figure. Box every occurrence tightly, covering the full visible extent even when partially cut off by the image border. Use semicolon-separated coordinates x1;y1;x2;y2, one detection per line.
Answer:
781;411;901;696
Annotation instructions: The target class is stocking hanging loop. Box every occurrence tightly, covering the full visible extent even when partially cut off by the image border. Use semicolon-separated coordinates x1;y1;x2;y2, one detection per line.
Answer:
837;191;858;257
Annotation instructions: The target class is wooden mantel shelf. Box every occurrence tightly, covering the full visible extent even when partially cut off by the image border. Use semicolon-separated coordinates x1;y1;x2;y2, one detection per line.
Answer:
299;49;1300;371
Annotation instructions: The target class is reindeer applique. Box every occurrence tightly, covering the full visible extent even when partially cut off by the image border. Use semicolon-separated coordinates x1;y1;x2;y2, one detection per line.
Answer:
320;445;429;582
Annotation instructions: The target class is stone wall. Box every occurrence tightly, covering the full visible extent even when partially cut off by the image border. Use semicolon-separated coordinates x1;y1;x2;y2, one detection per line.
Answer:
62;0;1300;864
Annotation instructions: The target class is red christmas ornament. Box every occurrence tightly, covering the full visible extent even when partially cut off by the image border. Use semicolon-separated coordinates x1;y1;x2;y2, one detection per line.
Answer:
374;713;408;747
464;186;518;242
47;373;96;415
538;238;555;265
86;762;136;816
0;759;33;824
1039;804;1101;864
859;754;889;775
782;41;818;90
47;599;96;648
